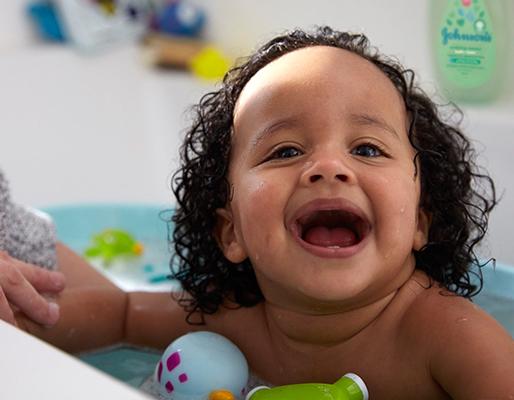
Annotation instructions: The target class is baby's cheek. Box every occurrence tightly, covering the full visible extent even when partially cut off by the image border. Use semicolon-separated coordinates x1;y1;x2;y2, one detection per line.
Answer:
241;177;277;209
374;170;419;203
238;177;283;240
246;177;267;197
372;175;420;239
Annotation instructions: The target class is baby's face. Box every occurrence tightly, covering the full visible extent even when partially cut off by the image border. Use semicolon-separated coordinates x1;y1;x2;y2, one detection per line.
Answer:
217;46;429;312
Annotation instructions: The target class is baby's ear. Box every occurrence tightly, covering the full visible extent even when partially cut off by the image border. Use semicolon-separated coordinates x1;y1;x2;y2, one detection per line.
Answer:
214;208;247;263
413;208;431;251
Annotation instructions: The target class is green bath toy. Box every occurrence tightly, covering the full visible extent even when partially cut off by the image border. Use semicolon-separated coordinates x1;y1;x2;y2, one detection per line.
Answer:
84;229;144;266
246;373;368;400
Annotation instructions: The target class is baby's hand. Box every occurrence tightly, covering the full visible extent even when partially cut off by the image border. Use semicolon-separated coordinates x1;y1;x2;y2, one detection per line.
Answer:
0;251;65;327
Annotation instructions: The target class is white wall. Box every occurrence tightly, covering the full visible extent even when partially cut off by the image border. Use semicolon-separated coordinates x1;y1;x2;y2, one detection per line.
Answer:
0;0;513;263
202;1;435;83
0;0;37;51
0;44;213;206
200;0;514;99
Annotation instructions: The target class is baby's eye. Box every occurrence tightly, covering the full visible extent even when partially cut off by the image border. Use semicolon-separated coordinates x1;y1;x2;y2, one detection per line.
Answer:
268;146;303;160
351;143;385;158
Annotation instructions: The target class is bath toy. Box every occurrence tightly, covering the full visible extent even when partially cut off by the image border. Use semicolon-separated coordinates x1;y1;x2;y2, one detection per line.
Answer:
155;331;248;400
84;229;144;266
189;46;231;80
155;332;367;400
246;373;368;400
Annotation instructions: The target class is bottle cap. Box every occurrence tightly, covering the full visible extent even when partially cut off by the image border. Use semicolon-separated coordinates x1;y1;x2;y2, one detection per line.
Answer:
342;373;369;400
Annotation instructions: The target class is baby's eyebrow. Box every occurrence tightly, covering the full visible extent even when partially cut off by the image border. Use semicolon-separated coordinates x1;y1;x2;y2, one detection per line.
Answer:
348;112;400;140
249;113;399;148
251;117;300;148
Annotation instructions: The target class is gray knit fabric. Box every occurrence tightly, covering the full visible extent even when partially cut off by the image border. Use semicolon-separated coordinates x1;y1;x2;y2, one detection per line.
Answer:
0;169;57;270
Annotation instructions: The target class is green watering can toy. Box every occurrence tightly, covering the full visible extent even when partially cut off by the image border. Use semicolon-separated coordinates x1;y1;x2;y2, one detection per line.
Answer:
246;373;368;400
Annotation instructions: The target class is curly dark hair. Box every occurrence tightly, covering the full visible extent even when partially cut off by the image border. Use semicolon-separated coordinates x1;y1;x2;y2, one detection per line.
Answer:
170;26;497;321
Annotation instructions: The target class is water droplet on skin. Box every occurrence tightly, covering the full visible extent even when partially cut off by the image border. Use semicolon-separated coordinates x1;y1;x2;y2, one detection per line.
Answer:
456;317;468;323
250;180;265;193
302;161;314;171
400;207;405;214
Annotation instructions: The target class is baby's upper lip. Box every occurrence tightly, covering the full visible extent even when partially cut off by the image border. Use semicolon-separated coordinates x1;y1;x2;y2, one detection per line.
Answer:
287;198;371;238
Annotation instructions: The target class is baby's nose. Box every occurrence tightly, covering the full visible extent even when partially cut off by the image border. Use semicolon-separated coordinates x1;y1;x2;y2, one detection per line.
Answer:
300;153;354;185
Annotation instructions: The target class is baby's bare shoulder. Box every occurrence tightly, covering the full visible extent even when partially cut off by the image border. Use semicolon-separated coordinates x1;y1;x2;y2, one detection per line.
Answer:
399;272;505;340
398;272;514;399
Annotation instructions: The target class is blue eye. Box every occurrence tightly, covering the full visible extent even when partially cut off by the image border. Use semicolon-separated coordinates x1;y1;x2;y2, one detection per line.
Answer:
352;143;384;158
270;146;302;160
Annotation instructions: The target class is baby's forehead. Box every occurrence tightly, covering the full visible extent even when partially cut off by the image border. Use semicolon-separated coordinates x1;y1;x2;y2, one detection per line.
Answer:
233;46;407;132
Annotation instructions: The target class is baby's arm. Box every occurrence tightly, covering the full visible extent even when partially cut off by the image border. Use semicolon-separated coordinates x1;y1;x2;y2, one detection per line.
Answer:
15;242;127;351
17;242;192;353
426;295;514;398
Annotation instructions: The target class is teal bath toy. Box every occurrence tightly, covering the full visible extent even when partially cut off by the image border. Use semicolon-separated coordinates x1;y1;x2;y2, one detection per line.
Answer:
84;229;144;265
246;373;368;400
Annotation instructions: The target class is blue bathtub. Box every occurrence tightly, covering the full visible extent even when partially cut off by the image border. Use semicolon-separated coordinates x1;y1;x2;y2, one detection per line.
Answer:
474;262;514;334
44;203;178;292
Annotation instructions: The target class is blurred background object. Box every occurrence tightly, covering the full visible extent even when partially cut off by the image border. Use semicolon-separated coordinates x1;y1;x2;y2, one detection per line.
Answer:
24;0;231;77
27;1;67;42
53;0;153;51
430;0;510;102
155;0;205;37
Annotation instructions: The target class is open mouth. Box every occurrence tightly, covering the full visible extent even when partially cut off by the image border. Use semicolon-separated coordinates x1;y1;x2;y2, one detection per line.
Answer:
290;201;371;256
299;209;368;247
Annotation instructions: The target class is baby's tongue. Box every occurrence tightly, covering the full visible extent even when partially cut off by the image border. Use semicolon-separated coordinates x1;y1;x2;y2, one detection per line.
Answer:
303;226;357;247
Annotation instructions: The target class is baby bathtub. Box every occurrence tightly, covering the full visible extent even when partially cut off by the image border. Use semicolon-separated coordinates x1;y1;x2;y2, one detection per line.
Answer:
44;203;178;293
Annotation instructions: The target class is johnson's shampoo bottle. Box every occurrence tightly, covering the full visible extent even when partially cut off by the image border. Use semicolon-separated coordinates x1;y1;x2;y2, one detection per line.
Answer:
431;0;510;102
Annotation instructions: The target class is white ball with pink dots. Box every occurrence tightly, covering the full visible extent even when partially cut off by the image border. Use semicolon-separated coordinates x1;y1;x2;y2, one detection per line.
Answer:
155;331;249;400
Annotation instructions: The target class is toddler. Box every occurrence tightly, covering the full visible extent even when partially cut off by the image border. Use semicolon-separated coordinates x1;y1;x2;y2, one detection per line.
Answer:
168;26;513;399
6;27;514;399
